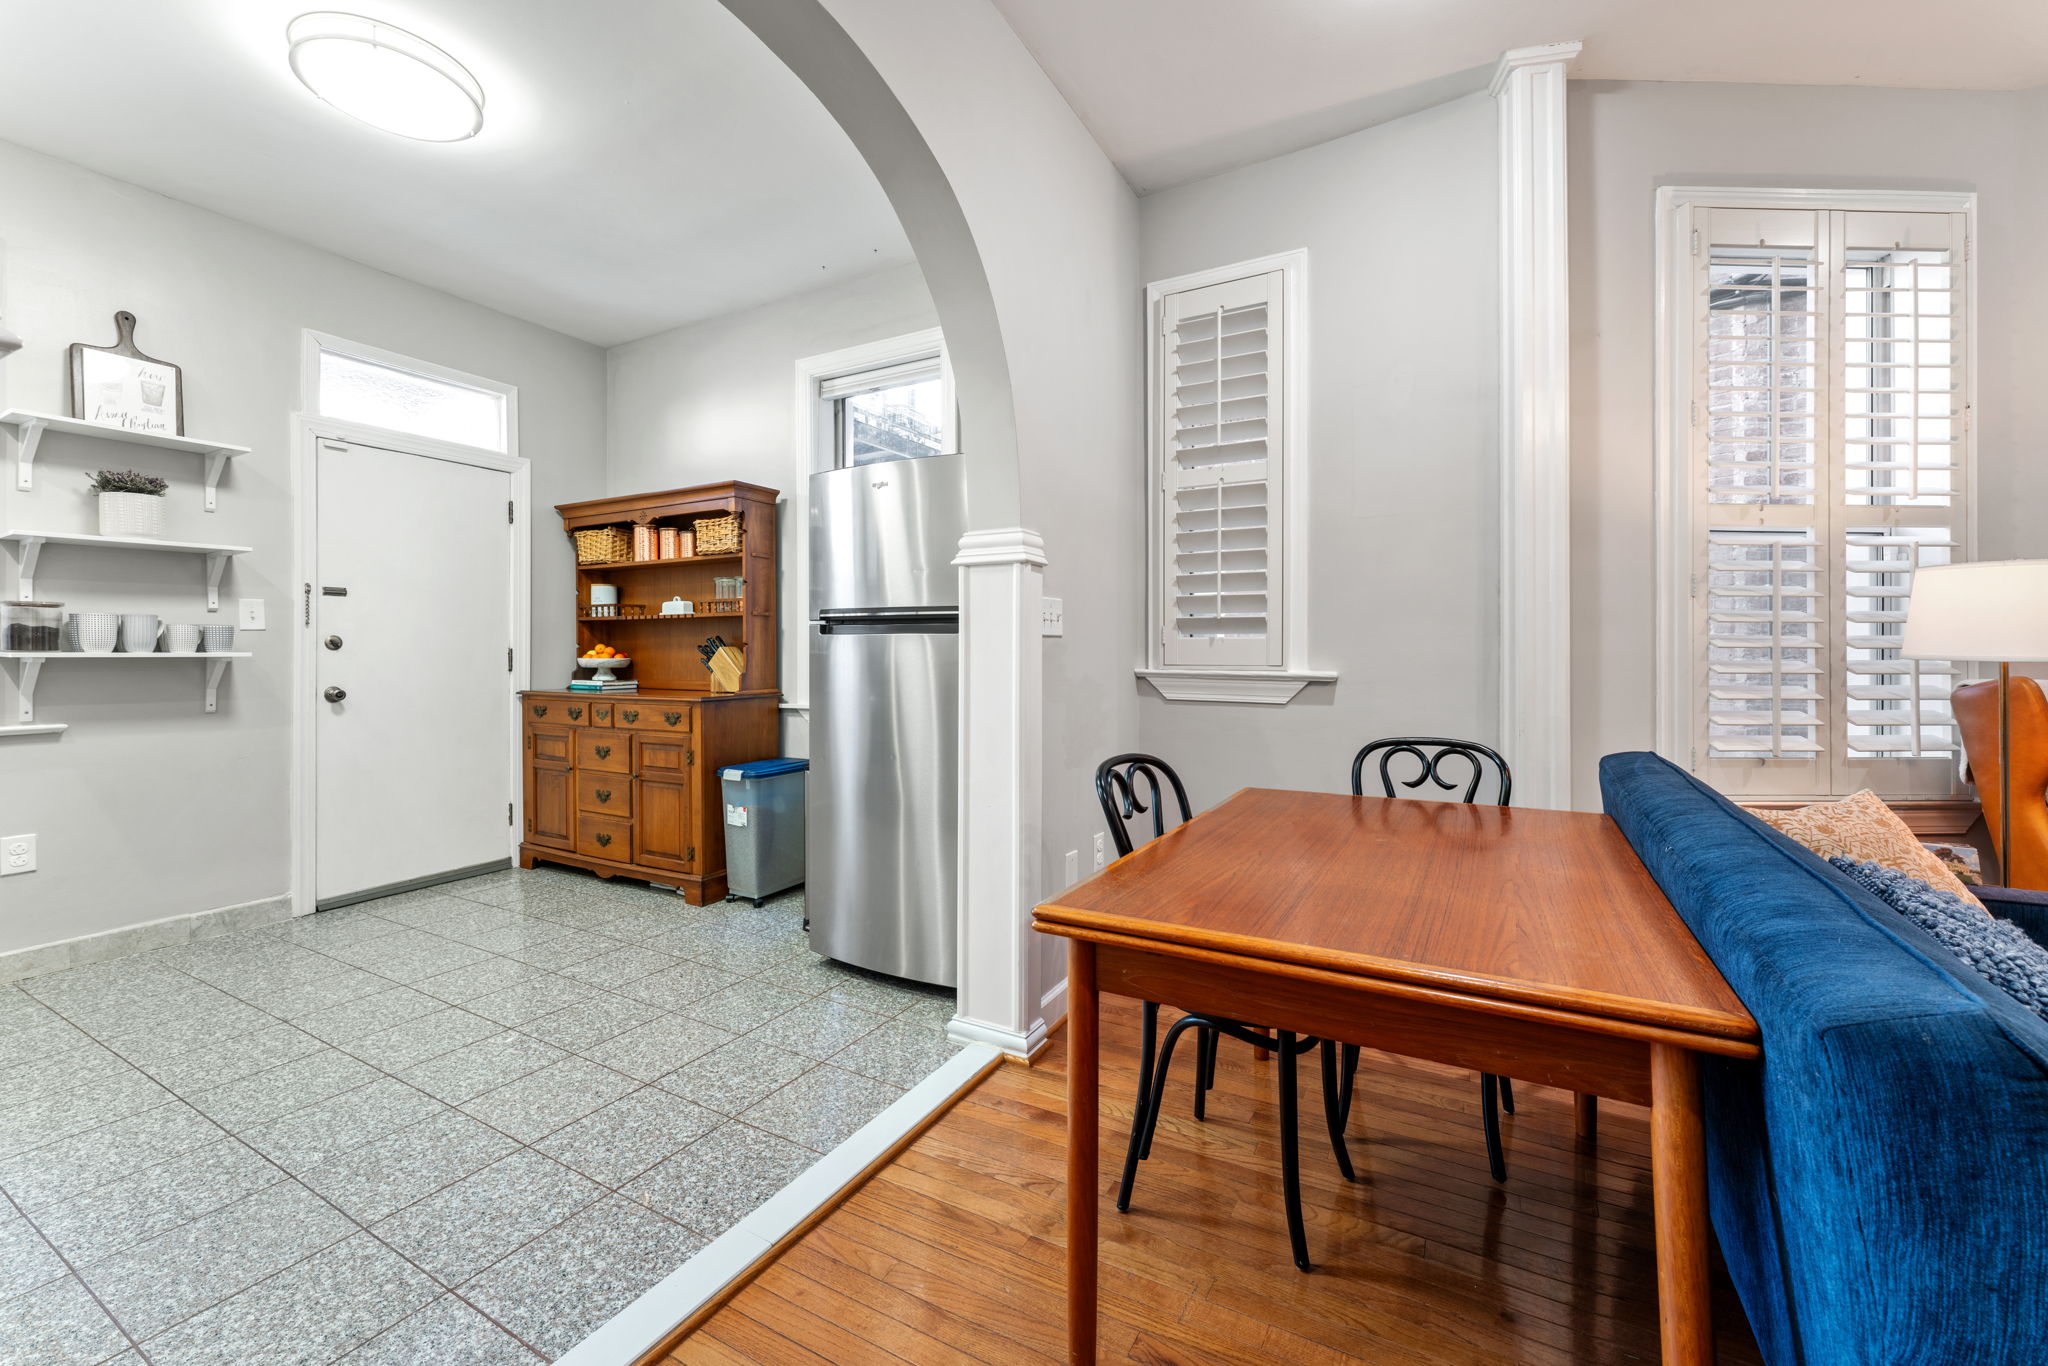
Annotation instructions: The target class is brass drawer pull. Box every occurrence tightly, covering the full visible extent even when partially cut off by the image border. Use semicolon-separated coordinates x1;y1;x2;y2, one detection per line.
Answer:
531;705;548;718
595;745;612;760
595;832;613;848
594;707;610;720
622;709;639;723
568;706;584;720
663;711;683;727
596;789;612;804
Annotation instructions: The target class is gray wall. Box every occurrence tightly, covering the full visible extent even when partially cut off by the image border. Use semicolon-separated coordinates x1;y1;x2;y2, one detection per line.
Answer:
1134;92;1502;808
605;261;939;755
0;139;608;958
1568;80;2048;806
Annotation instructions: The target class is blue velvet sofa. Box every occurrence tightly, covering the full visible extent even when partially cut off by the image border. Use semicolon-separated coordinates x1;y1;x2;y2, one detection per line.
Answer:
1600;751;2048;1366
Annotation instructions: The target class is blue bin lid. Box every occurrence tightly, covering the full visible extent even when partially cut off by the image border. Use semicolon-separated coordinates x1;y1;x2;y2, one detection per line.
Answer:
720;758;809;780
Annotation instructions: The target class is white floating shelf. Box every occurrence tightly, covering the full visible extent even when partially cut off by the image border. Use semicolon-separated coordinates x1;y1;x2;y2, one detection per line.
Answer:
1;409;249;511
1;530;253;611
0;651;251;722
0;723;67;739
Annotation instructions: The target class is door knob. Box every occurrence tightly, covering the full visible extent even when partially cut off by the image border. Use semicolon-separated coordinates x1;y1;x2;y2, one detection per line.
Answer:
325;635;344;651
324;686;347;703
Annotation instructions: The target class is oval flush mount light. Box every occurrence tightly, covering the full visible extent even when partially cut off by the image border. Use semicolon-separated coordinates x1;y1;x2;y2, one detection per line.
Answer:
287;12;483;142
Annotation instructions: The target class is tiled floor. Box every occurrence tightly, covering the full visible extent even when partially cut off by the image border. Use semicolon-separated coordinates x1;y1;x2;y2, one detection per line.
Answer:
0;869;964;1365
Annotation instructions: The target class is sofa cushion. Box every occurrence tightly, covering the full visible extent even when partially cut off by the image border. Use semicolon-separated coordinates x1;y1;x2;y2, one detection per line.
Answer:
1752;789;1982;903
1829;857;2048;1020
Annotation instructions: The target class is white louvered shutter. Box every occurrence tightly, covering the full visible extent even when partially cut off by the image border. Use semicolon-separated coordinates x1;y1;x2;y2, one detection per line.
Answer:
1158;272;1284;668
1687;204;1967;799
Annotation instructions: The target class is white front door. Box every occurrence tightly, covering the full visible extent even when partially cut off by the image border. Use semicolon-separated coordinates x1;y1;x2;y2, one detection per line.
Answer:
314;435;513;903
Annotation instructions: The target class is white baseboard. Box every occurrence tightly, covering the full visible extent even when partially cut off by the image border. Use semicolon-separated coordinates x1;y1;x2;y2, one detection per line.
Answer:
1040;975;1068;1028
946;1012;1046;1058
556;1043;1002;1366
0;894;293;983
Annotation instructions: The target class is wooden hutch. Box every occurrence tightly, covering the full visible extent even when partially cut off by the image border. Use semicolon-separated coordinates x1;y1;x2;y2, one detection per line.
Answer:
519;481;780;904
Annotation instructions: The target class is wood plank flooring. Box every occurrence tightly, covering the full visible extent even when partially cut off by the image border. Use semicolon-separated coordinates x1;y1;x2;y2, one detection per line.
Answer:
654;998;1766;1365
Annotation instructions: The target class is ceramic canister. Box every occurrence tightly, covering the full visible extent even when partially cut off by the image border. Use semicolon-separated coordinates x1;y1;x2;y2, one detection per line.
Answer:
118;613;159;653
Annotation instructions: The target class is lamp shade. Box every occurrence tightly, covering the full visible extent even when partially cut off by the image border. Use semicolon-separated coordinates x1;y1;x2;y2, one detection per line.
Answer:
1901;559;2048;662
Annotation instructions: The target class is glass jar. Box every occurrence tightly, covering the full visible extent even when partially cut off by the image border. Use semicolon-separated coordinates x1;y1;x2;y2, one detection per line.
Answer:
1;601;63;653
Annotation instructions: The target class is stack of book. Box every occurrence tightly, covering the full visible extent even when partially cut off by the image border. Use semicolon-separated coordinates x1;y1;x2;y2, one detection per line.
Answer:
567;679;639;694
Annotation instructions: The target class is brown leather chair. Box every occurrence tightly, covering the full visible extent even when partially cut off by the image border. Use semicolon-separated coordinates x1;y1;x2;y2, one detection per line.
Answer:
1953;674;2048;890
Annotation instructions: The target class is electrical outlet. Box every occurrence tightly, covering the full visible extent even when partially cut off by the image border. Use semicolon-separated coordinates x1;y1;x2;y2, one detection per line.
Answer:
1041;596;1064;637
1092;832;1107;869
238;598;266;631
2;835;35;876
1063;849;1078;885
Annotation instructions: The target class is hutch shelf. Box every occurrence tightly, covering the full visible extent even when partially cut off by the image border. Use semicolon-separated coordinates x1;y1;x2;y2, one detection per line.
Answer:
518;481;780;905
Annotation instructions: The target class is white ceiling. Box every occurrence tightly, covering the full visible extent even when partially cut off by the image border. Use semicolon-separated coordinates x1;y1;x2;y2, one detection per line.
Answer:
0;0;914;346
989;0;2048;191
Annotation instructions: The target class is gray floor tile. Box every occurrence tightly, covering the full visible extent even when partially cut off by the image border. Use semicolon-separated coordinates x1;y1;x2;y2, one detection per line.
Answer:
497;930;625;972
813;967;951;1020
894;991;960;1034
342;1007;501;1072
398;1033;566;1106
624;1121;815;1236
19;956;190;1012
368;1150;603;1287
514;994;660;1052
457;1057;634;1144
588;905;701;943
742;996;889;1061
141;1232;438;1366
827;1018;969;1089
535;1086;721;1188
337;1290;540;1365
238;1078;444;1173
262;912;406;953
510;900;625;932
295;987;444;1045
552;944;680;989
412;958;539;1005
751;954;852;998
134;1024;326;1095
679;981;808;1035
0;1210;65;1300
683;932;806;976
77;1181;356;1340
0;991;62;1038
0;1100;222;1212
611;961;735;1012
654;1036;812;1118
0;1068;175;1159
738;1065;902;1152
0;1018;95;1072
462;1194;704;1358
375;897;513;935
323;931;494;986
226;962;391;1019
31;1138;284;1266
461;975;598;1028
0;1043;137;1110
0;1274;133;1366
297;1111;519;1225
50;979;229;1041
94;996;280;1069
185;1049;382;1132
580;1014;732;1083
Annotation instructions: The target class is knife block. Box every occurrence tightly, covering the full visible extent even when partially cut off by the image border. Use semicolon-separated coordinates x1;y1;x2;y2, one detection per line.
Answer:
707;644;745;694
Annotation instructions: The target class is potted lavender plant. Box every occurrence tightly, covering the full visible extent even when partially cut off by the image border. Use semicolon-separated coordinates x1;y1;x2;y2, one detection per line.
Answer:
88;469;169;538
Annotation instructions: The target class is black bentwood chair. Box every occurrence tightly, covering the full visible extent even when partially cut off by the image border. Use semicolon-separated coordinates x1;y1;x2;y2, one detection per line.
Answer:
1348;737;1518;1182
1094;753;1355;1272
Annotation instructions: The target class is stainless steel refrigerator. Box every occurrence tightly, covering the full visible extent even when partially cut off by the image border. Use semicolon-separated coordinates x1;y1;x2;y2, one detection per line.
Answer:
807;453;964;986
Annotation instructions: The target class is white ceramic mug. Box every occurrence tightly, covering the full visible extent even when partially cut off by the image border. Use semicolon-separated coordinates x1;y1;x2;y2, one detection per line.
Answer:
162;623;202;654
199;624;236;653
70;612;118;654
118;613;159;653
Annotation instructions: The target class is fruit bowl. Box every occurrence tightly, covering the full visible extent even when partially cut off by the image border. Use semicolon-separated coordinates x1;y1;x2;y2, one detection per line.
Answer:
575;654;632;684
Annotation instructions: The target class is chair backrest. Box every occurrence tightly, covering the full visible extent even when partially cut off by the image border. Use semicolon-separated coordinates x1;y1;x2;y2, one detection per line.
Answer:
1954;675;2048;890
1094;753;1194;858
1350;737;1512;807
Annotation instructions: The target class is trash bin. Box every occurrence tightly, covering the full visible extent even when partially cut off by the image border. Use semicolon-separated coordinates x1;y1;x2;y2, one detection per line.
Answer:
720;758;808;906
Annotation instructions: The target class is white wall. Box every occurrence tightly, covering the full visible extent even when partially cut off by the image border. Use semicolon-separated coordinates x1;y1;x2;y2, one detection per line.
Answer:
0;139;608;960
605;261;938;754
1134;93;1502;806
1568;80;2048;806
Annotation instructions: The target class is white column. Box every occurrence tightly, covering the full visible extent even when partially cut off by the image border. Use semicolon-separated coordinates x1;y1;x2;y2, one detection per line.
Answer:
1492;40;1580;810
948;527;1046;1057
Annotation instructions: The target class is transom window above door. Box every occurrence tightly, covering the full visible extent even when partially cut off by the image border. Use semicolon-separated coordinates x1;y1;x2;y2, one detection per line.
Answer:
821;359;945;467
305;331;514;453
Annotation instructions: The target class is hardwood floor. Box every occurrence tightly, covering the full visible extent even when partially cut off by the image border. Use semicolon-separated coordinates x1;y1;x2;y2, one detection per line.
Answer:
654;998;1766;1365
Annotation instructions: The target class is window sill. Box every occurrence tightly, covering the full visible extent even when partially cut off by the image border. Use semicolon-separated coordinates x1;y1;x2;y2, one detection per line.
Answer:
1135;667;1338;706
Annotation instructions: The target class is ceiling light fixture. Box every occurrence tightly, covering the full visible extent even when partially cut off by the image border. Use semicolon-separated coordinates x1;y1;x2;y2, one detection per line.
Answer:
286;12;484;142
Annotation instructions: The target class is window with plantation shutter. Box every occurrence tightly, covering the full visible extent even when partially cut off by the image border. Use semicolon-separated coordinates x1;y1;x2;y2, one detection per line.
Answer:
1661;193;1973;800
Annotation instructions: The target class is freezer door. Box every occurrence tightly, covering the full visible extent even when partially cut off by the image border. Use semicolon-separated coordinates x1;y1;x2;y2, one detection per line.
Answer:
810;453;966;614
806;618;959;987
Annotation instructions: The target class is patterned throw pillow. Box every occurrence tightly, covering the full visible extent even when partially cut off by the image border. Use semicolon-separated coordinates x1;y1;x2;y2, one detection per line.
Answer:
1753;790;1983;906
1829;857;2048;1021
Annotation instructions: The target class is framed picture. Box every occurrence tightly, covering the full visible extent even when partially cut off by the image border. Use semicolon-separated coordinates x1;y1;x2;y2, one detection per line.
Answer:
68;311;182;436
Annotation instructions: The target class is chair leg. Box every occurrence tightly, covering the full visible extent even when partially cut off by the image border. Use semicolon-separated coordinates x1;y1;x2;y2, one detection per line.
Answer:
1480;1073;1507;1183
1116;1002;1160;1212
1319;1039;1357;1182
1138;1014;1205;1163
1277;1031;1312;1272
1193;1026;1216;1121
1338;1043;1360;1129
1499;1074;1516;1115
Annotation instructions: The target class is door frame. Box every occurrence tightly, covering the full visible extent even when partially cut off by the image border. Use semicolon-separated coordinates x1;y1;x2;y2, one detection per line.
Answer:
291;413;532;916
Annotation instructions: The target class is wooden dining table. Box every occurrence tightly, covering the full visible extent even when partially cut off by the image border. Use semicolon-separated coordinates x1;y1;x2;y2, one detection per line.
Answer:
1032;788;1760;1366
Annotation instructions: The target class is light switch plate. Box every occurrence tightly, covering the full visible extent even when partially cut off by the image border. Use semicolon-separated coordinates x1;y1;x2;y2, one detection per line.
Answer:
237;598;266;631
1041;596;1064;637
2;834;35;876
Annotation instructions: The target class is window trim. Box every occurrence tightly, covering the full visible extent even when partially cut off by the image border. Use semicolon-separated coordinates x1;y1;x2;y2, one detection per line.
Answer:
1652;185;1978;795
299;330;518;458
1139;249;1332;705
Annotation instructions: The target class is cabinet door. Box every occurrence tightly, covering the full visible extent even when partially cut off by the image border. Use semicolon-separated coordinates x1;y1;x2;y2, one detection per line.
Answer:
634;733;695;872
525;728;574;851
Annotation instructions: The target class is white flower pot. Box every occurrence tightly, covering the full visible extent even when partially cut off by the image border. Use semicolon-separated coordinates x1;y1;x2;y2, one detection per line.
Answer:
98;491;166;539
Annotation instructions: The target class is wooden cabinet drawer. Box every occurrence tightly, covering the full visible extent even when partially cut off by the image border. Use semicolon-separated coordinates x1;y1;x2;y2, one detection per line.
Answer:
560;699;600;726
577;812;632;860
585;700;618;728
616;703;691;734
525;698;579;726
528;722;574;769
578;771;632;817
576;730;630;774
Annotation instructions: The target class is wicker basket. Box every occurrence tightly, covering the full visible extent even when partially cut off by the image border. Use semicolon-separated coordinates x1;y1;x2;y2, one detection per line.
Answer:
694;514;741;556
573;526;632;564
